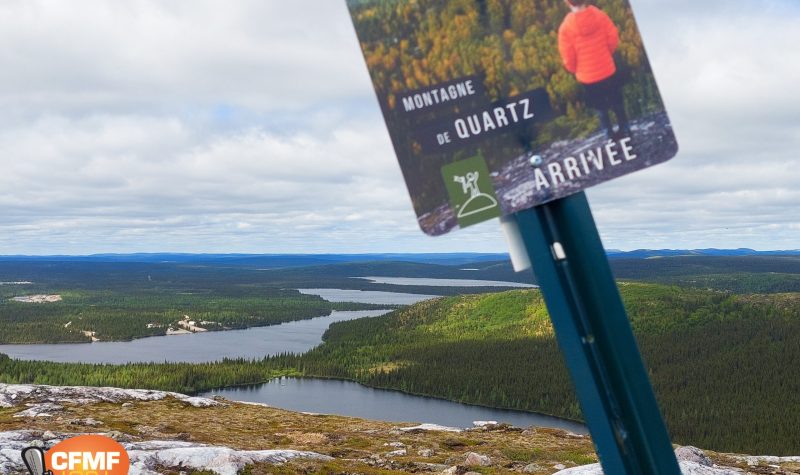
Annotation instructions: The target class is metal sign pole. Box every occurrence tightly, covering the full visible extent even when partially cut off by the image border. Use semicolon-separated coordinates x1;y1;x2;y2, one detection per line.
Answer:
513;191;680;475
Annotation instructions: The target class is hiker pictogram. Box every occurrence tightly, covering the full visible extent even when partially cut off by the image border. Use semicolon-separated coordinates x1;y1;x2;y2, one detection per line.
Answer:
453;172;498;218
441;156;502;228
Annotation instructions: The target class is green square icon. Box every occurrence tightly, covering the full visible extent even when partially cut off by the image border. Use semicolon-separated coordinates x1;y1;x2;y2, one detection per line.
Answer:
441;156;501;228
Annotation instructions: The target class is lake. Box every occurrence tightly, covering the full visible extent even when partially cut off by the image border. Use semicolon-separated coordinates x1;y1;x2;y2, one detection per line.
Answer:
202;377;587;434
357;276;537;288
1;286;583;433
0;309;390;364
297;288;438;305
0;289;440;364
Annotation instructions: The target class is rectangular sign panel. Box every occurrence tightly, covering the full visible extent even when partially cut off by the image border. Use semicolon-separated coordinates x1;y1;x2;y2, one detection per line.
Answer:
346;0;678;235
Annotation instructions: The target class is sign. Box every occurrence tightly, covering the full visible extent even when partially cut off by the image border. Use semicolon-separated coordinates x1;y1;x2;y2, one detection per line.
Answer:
45;435;130;475
346;0;678;235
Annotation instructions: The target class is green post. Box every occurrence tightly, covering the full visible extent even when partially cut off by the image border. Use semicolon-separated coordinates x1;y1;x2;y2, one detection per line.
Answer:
513;192;681;474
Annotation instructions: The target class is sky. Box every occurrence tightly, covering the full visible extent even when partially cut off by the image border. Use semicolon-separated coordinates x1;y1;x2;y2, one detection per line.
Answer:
0;0;797;255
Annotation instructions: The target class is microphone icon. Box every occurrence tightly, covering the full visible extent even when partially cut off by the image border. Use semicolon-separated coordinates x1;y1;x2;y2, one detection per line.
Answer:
21;447;54;475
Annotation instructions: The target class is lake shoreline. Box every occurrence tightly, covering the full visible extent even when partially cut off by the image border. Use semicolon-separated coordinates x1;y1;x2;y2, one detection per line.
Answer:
0;308;372;347
201;375;588;434
204;374;589;427
0;308;393;363
0;313;341;346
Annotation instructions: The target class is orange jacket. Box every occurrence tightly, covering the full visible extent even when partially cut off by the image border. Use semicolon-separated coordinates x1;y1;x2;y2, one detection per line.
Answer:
558;6;619;85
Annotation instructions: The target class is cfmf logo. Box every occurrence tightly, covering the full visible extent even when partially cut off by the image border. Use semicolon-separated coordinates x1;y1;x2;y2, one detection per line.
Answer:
22;434;130;475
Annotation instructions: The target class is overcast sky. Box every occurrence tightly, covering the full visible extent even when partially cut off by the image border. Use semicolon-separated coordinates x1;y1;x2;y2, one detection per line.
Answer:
0;0;797;255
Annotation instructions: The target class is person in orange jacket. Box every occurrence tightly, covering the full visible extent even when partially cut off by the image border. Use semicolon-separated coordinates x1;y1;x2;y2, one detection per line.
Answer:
558;0;630;140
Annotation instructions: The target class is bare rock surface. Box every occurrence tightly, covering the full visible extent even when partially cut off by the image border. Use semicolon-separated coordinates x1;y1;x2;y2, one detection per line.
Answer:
12;402;64;418
473;420;498;427
463;451;492;466
554;446;743;475
418;448;435;457
0;430;331;475
126;442;332;475
0;383;221;412
2;384;797;475
554;461;741;475
398;423;463;433
676;446;714;467
731;454;800;466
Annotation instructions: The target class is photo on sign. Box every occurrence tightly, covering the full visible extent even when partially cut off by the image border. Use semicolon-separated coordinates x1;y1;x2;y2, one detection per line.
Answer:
347;0;678;235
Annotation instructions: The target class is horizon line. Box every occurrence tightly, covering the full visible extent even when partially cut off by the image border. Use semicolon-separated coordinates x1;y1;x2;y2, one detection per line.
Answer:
1;248;799;258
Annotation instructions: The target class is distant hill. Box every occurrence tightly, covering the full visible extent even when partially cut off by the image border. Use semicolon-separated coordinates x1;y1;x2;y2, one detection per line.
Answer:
2;249;799;267
0;252;510;267
3;253;800;296
291;285;800;455
606;248;800;259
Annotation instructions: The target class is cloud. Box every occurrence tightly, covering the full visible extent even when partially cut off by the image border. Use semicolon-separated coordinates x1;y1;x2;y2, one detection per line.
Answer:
0;0;797;254
586;0;800;250
0;112;429;252
0;0;369;119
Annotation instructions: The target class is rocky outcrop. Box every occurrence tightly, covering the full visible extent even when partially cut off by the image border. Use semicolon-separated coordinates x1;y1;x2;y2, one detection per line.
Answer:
1;384;796;475
675;446;714;467
555;461;740;474
0;430;331;475
463;451;492;466
554;446;741;474
0;383;221;412
731;454;800;466
126;440;331;475
398;423;463;433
